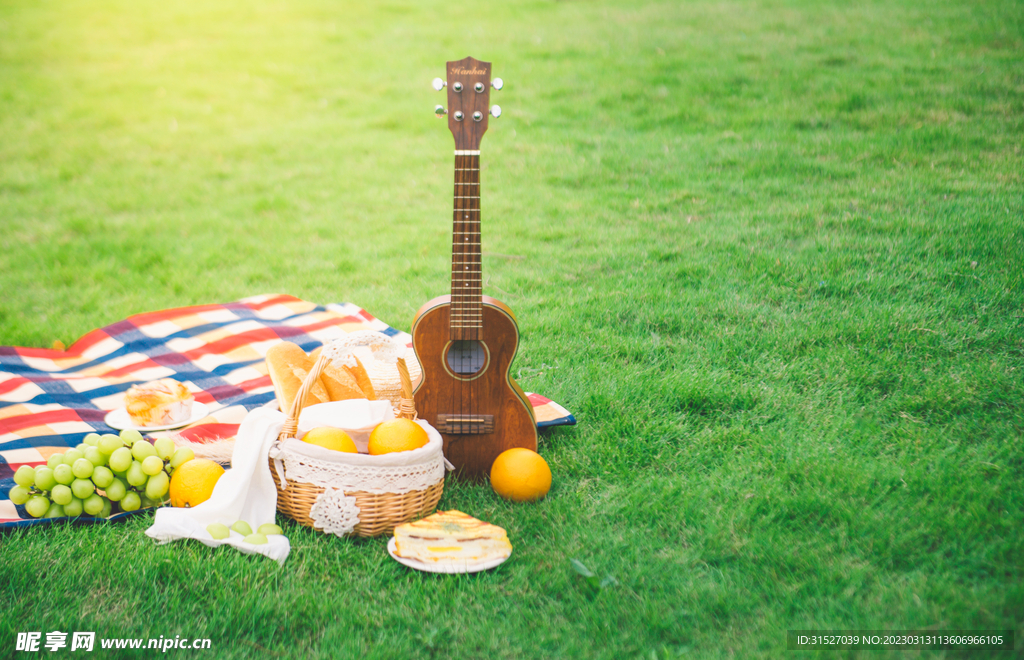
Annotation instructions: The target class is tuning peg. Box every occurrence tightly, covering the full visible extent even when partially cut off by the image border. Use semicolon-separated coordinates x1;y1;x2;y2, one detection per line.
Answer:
434;105;447;117
432;78;446;91
492;78;503;91
489;105;501;118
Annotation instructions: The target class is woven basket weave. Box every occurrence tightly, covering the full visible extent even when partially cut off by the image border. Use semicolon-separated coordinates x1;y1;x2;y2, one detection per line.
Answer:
269;348;443;537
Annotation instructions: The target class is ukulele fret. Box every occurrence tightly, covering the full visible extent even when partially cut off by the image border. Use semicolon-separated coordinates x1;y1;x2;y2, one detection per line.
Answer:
450;151;483;341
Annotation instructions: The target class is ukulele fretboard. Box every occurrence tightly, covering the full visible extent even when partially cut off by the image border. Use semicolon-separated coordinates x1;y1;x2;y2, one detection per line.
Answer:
450;151;482;341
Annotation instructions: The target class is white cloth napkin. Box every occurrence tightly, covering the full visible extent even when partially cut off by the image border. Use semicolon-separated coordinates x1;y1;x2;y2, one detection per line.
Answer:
145;407;291;565
296;399;394;453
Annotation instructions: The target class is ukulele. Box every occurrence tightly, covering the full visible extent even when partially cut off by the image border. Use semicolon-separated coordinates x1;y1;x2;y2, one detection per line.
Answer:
412;57;538;478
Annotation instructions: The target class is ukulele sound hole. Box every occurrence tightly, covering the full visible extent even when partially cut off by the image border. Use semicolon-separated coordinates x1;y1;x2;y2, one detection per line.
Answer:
446;340;486;375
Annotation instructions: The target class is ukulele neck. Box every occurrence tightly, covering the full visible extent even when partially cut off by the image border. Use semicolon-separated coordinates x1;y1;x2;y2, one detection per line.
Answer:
450;150;482;341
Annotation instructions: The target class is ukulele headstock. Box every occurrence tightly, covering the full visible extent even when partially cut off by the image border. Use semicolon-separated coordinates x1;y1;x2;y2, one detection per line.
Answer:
433;57;502;151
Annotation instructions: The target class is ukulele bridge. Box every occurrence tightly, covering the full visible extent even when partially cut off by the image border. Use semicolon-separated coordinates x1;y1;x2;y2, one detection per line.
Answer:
436;414;495;434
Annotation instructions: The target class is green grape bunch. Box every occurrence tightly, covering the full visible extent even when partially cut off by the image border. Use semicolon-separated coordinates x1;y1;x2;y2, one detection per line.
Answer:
8;429;196;519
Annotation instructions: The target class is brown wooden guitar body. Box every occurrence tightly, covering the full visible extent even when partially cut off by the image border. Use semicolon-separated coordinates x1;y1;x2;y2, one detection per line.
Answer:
412;294;538;478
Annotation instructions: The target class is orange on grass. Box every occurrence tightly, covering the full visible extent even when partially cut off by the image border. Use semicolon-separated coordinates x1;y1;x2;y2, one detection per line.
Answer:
489;448;552;502
367;419;429;455
169;458;224;508
302;427;357;453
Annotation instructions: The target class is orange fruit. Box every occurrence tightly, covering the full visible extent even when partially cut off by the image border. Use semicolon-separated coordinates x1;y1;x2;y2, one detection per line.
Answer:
302;427;357;453
168;458;224;508
367;419;429;455
489;448;552;502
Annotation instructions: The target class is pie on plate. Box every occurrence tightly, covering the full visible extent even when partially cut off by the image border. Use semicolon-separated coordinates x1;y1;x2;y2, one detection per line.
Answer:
391;510;512;571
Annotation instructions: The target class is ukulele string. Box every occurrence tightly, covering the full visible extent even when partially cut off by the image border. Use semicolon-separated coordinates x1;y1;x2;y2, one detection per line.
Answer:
453;152;461;435
464;153;470;432
467;153;476;433
467;152;478;433
458;152;465;433
458;152;468;433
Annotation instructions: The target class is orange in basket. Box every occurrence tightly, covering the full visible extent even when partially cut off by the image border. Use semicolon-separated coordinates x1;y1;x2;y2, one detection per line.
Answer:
368;419;428;455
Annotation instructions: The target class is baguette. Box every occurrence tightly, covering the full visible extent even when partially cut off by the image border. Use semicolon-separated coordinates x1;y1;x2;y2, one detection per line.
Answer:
309;347;375;401
343;355;376;401
265;341;330;413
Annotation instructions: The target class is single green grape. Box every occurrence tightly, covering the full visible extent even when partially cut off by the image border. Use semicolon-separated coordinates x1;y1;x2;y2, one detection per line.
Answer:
170;447;195;470
83;432;101;446
98;497;112;518
13;465;36;488
120;429;144;445
108;447;133;473
91;466;114;489
51;484;73;506
257;523;284;536
34;467;57;491
25;496;50;518
72;458;94;479
131;440;157;461
98;434;123;455
8;485;31;505
47;453;65;469
84;446;106;467
243;533;268;545
140;494;160;508
53;463;74;485
126;461;147;487
120;491;141;512
104;478;127;502
63;448;84;465
75;443;89;452
231;521;253;536
63;497;83;517
44;502;65;518
141;455;164;476
206;523;230;539
71;478;95;499
83;493;105;516
153;437;177;461
145;471;169;499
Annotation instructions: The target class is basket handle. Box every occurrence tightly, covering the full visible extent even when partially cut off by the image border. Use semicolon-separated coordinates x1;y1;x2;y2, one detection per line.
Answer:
278;349;334;442
396;357;417;420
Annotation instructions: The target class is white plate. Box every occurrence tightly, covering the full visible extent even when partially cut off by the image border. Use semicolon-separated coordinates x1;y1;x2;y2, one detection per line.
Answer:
387;537;510;574
104;401;210;432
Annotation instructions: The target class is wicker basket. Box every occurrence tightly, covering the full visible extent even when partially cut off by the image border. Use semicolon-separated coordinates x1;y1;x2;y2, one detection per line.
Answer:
269;344;443;537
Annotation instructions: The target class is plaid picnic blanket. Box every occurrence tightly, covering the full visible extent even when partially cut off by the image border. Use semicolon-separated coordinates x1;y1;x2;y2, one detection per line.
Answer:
0;294;575;527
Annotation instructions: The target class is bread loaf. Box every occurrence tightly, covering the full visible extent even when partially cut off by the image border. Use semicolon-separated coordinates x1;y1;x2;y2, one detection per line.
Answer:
309;347;375;401
265;342;330;413
343;355;376;401
125;378;194;427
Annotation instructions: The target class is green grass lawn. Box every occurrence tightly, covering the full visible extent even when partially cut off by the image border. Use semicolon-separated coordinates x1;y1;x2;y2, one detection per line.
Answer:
2;0;1022;657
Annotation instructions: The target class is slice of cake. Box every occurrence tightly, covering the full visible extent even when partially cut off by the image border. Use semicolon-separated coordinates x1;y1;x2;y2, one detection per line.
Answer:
394;510;512;564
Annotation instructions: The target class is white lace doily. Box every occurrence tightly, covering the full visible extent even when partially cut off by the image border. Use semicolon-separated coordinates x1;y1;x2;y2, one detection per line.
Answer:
309;488;361;537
